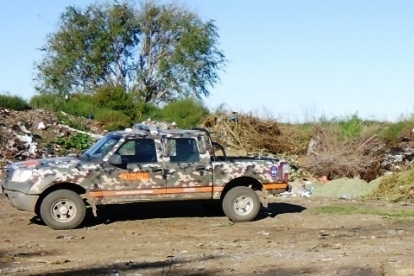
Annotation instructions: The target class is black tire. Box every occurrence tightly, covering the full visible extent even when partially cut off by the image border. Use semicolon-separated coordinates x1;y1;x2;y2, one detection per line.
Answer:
222;186;261;222
40;189;86;230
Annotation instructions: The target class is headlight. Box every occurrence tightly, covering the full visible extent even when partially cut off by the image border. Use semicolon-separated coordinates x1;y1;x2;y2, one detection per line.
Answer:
10;169;33;183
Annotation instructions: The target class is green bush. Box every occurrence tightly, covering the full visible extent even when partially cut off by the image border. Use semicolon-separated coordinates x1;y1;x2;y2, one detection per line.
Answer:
317;113;364;140
29;94;65;111
0;93;31;111
337;114;364;139
61;95;97;118
94;109;131;131
160;98;209;128
93;84;135;118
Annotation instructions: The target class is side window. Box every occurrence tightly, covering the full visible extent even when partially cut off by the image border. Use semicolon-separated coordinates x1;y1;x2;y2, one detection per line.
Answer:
167;138;199;163
118;141;135;156
117;139;157;163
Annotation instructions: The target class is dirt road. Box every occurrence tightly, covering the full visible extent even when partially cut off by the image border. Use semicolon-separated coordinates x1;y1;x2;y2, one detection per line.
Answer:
1;194;414;276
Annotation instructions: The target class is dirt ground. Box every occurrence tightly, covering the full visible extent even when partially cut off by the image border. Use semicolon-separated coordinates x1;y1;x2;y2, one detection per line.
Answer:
1;194;414;276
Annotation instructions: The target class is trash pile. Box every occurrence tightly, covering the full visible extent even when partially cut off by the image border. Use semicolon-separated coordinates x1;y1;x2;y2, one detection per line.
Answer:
0;109;181;179
278;175;383;199
382;145;414;171
0;108;105;176
279;177;315;198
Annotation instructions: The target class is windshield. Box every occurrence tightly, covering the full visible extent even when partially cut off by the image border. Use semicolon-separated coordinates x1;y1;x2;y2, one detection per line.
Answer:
84;134;122;158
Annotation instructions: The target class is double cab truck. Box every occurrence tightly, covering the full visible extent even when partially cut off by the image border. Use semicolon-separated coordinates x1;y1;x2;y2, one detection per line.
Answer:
1;127;290;230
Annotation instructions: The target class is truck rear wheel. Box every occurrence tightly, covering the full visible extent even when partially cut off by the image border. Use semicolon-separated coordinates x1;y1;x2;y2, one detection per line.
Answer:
40;189;86;230
222;186;260;222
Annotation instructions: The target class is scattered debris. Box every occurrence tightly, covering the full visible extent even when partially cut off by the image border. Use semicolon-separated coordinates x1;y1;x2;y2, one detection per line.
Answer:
280;178;314;198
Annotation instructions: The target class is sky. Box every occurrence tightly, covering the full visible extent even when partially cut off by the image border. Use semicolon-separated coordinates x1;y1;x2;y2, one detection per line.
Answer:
1;0;414;122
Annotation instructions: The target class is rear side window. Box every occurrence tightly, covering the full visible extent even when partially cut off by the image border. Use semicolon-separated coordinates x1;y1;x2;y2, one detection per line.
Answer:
167;138;199;163
117;139;157;163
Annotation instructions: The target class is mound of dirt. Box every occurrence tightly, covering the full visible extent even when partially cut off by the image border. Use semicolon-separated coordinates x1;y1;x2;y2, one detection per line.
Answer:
312;177;382;198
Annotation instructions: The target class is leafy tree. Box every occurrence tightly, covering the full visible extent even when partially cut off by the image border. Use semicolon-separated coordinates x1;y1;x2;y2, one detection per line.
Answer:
35;1;226;104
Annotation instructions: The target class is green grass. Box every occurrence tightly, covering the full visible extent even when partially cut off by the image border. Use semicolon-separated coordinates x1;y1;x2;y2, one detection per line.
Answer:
312;205;414;222
378;120;414;142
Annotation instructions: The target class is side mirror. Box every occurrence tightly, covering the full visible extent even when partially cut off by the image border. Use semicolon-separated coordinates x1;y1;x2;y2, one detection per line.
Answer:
108;154;122;165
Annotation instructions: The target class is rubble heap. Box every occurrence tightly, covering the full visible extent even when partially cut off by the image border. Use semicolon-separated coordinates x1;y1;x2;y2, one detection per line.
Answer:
0;108;105;176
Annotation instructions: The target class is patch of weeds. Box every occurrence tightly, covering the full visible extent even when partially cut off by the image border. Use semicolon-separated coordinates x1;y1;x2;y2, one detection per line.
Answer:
313;205;360;215
378;120;414;143
55;133;95;152
56;112;87;131
312;205;414;222
371;167;414;202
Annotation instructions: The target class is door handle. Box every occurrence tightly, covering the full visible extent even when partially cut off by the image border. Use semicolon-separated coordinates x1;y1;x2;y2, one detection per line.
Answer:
165;169;174;175
196;166;206;171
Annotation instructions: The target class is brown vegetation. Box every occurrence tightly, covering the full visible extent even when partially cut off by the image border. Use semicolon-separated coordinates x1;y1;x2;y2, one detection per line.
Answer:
202;110;310;156
292;125;385;180
202;111;389;181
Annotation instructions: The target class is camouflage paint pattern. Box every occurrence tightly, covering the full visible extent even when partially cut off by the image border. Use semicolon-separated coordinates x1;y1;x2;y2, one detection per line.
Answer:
2;128;289;212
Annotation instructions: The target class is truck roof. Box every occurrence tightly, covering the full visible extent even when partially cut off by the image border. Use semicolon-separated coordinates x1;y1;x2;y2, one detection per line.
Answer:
107;128;206;140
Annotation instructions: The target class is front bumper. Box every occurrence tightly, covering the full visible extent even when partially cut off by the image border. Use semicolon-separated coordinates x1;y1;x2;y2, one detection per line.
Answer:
2;188;38;213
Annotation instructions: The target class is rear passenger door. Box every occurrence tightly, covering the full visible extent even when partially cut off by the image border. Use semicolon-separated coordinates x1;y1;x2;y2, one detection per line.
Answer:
164;137;212;199
101;138;166;203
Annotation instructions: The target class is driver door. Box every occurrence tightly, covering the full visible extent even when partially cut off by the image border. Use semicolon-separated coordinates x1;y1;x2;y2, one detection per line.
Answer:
100;138;166;203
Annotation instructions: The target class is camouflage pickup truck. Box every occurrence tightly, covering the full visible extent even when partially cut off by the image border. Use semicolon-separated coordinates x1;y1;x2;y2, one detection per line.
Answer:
1;127;289;230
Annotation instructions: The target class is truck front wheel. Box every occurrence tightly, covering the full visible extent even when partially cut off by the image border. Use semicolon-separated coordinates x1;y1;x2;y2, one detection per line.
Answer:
40;189;86;230
222;186;261;222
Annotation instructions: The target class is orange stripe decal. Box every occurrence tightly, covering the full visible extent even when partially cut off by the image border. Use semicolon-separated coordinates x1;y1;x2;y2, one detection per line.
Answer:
90;184;285;198
264;183;288;190
91;186;215;197
166;187;213;194
89;191;103;198
213;186;224;192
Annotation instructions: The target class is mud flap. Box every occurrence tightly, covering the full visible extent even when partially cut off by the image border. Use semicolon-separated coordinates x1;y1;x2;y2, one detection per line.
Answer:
260;187;269;208
81;192;98;217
